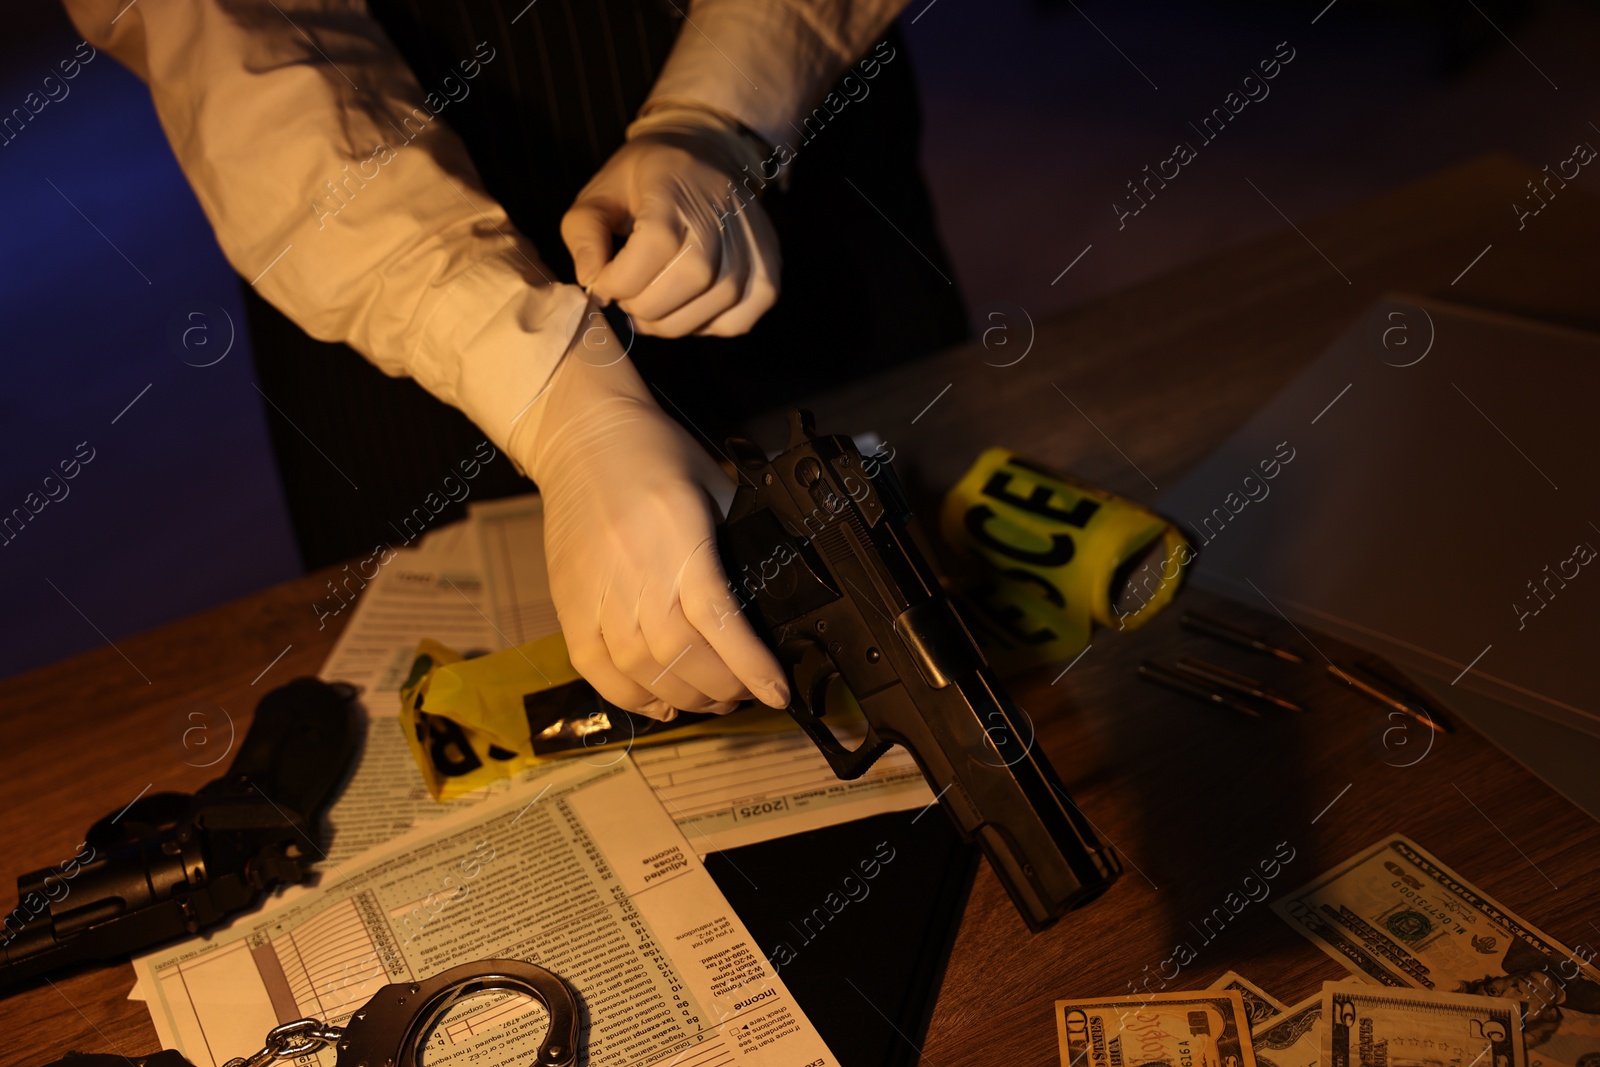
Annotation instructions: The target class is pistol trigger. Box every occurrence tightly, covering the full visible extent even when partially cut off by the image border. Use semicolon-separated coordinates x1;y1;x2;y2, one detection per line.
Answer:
779;641;829;719
805;668;838;720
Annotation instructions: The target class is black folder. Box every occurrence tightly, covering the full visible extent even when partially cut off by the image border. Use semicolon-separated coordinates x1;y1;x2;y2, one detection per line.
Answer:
703;809;977;1067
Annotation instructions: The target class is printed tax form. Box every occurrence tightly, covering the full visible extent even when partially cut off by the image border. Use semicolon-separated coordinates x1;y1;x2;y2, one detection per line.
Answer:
133;759;839;1067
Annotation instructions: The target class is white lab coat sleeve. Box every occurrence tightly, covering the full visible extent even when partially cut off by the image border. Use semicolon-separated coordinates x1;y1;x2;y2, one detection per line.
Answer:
61;0;587;458
640;0;910;148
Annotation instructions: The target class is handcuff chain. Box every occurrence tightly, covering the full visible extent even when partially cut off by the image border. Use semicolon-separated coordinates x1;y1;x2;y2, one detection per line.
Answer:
221;1018;345;1067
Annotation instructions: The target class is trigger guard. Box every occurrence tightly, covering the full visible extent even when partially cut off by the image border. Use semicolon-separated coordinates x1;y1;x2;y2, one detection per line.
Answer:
336;959;579;1067
780;639;893;778
787;670;893;779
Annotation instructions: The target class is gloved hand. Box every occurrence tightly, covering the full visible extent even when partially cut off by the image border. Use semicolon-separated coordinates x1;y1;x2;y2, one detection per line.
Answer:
511;312;791;719
560;107;780;339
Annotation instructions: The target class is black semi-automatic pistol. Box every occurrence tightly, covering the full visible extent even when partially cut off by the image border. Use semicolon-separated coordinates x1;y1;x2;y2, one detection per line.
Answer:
717;411;1120;930
0;678;361;992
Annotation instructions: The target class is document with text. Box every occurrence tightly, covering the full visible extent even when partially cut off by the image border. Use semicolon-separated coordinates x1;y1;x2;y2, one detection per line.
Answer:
133;759;838;1067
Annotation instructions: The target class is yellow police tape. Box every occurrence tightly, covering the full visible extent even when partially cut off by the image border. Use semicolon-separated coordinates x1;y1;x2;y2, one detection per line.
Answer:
939;448;1189;675
398;632;797;801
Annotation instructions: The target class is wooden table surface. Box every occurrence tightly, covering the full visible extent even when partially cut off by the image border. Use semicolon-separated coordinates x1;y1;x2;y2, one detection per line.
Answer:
3;155;1598;1067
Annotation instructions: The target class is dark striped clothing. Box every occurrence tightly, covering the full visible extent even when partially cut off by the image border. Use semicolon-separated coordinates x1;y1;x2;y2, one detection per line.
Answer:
249;3;966;570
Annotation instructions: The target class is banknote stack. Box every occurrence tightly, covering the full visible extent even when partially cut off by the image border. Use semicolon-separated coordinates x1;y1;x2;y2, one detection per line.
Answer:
1057;836;1597;1067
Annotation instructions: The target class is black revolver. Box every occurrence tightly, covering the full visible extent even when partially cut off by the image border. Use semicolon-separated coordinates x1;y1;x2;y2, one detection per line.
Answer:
717;411;1119;930
0;678;361;992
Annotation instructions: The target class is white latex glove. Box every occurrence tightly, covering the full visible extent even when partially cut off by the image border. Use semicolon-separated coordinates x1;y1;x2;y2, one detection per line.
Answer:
560;108;780;338
512;314;791;719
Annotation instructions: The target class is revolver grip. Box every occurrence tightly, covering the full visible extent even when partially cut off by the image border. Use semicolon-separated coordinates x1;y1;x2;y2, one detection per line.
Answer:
0;679;362;991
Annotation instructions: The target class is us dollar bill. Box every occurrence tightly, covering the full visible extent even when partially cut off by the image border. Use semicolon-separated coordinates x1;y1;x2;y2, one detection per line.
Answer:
1056;990;1257;1067
1213;970;1288;1027
1272;835;1599;1067
1251;993;1322;1067
1323;984;1527;1067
